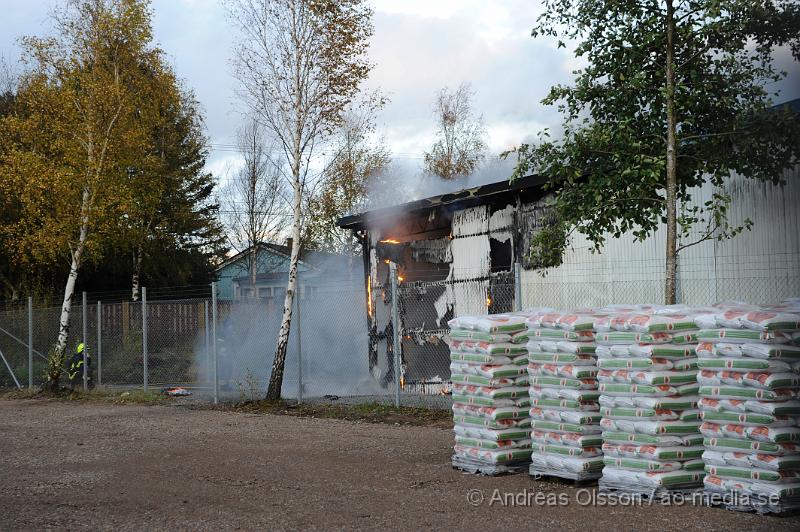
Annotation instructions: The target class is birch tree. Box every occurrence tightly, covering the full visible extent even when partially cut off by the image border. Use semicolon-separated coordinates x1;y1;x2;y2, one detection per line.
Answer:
512;0;800;304
220;117;287;293
305;96;390;255
1;0;166;385
424;83;487;180
227;0;374;400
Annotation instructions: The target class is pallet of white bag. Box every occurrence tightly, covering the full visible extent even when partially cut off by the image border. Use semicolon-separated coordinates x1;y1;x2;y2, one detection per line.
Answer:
529;466;600;486
451;455;530;476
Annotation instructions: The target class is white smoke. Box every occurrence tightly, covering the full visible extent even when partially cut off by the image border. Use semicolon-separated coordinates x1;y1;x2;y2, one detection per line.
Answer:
363;154;519;212
194;258;387;401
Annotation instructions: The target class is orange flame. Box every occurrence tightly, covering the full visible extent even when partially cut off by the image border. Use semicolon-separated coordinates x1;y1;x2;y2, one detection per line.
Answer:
486;296;492;307
380;238;400;244
367;276;373;318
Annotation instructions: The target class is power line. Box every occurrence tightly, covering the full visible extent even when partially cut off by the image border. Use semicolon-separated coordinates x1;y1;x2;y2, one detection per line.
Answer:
205;144;506;160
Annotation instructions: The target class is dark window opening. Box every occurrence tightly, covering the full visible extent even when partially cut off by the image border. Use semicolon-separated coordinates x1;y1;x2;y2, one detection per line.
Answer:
489;237;512;272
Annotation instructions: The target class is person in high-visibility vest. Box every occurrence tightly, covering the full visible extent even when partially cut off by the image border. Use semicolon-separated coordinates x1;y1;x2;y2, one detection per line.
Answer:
67;343;91;389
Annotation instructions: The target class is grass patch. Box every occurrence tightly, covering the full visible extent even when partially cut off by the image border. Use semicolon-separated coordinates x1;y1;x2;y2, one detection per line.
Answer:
226;400;452;428
1;387;451;427
0;386;170;405
0;388;40;400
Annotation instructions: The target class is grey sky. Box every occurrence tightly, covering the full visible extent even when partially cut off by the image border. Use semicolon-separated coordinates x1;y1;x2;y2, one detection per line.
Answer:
2;0;798;191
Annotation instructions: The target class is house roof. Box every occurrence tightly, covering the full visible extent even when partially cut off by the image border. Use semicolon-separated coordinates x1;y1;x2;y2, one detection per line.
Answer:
216;241;352;273
774;97;800;115
232;269;359;284
337;174;548;231
215;242;296;272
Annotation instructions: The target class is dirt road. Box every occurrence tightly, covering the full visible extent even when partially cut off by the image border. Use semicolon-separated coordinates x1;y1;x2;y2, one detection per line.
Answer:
0;399;796;530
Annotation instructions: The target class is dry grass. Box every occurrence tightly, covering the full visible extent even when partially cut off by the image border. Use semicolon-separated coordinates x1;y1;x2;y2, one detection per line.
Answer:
222;400;453;428
0;387;169;405
0;387;451;427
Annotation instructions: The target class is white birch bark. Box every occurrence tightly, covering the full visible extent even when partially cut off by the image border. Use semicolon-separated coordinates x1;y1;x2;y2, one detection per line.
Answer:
55;187;90;357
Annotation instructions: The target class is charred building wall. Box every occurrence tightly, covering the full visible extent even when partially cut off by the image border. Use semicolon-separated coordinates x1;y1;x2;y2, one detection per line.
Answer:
340;175;552;389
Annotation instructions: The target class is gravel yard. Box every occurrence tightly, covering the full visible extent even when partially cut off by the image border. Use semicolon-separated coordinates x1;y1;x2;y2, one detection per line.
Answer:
1;398;797;530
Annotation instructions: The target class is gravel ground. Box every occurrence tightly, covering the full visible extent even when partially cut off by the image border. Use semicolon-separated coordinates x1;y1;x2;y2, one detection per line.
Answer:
1;399;798;531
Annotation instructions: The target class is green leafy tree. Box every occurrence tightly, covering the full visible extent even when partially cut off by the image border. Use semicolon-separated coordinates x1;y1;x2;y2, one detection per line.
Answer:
121;83;224;301
0;56;24;300
512;0;800;303
0;0;181;387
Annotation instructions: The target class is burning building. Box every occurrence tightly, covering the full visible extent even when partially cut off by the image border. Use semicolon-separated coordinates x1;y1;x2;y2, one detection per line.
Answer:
337;155;800;393
337;174;551;391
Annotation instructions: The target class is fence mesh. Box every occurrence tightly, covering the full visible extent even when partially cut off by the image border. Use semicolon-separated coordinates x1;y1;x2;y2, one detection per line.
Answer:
1;264;798;407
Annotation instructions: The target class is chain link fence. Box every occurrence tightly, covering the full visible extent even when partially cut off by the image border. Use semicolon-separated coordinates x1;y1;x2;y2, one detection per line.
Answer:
1;260;798;407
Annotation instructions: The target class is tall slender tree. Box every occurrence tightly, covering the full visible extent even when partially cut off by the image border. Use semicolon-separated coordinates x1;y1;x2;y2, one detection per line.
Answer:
424;83;487;180
227;0;374;400
220;117;287;293
18;0;159;367
0;0;194;386
305;95;390;255
512;0;800;303
123;84;223;301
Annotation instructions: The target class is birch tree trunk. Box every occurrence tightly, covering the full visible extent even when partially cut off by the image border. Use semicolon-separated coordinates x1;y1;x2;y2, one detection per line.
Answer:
250;245;258;295
266;173;302;400
227;0;375;400
55;187;91;360
131;244;143;302
664;0;679;305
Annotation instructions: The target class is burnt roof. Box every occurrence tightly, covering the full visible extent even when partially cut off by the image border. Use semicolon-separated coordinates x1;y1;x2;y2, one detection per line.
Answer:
337;174;548;231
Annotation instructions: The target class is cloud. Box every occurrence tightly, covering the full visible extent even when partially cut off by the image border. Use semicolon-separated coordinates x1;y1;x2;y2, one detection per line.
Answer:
2;0;797;189
366;3;571;161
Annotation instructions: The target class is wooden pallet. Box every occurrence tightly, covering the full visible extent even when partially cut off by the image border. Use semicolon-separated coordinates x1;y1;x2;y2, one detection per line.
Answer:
703;496;800;518
529;468;601;487
598;482;703;501
451;456;530;476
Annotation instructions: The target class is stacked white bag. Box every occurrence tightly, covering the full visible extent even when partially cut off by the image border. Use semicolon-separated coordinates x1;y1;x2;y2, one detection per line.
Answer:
597;306;706;494
526;309;605;480
448;313;532;474
697;301;800;513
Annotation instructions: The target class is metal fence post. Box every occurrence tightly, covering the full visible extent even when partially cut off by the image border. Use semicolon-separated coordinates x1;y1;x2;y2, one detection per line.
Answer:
142;287;148;392
27;296;33;389
211;282;218;405
514;262;523;312
390;263;401;408
204;300;210;385
296;285;302;403
97;301;102;387
82;291;88;391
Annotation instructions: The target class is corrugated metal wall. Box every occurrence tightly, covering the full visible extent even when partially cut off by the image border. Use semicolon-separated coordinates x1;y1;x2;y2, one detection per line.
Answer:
520;167;800;308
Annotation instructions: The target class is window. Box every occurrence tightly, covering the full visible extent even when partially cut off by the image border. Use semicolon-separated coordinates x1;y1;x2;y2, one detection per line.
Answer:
258;287;272;298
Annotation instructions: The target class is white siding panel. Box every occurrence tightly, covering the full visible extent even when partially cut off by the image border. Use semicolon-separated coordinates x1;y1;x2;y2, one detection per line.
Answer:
452;206;488;237
521;167;800;308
